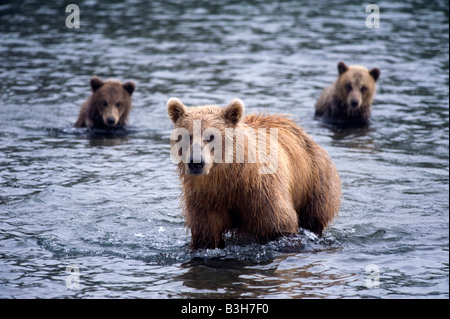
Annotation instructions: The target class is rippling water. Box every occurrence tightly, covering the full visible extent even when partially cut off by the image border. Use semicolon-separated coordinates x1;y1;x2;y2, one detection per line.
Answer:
0;0;448;299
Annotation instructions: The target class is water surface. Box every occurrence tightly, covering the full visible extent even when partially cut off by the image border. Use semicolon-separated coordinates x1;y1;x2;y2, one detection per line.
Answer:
0;0;448;298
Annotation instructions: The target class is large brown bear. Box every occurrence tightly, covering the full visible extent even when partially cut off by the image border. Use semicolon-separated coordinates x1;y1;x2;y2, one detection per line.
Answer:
74;76;135;129
315;61;380;127
167;98;341;249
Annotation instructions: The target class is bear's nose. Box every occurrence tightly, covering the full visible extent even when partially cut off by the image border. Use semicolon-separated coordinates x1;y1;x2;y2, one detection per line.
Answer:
106;117;116;126
350;99;359;108
188;160;205;173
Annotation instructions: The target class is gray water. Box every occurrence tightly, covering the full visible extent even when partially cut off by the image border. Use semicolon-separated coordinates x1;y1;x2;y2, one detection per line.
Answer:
0;0;448;299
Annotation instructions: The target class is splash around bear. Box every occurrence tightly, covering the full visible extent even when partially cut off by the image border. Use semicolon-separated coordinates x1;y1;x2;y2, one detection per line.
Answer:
167;98;341;249
74;76;135;129
315;61;380;127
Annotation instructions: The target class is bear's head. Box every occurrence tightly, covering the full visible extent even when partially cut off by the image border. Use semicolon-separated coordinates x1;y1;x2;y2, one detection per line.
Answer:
167;98;244;176
89;76;135;128
335;61;380;115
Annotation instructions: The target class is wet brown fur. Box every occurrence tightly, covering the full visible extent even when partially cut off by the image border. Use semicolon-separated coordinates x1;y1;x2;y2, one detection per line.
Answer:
74;76;135;129
168;98;341;249
315;61;380;127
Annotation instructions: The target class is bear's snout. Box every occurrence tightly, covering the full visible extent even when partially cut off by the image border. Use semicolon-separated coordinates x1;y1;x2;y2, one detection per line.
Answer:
188;160;205;172
188;158;205;175
106;116;117;126
350;99;360;108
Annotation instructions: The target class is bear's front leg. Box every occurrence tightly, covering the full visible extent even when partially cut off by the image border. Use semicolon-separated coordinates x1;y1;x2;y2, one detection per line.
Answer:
188;210;232;249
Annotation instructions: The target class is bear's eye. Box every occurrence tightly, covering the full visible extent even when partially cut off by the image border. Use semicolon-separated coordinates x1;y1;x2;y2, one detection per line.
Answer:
345;83;352;92
361;86;367;94
116;102;121;107
103;101;107;107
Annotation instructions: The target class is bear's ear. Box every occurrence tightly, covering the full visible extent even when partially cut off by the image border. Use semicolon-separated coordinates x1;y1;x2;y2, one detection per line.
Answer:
167;98;188;123
222;99;244;126
369;67;380;82
337;61;348;75
123;81;135;96
90;76;104;92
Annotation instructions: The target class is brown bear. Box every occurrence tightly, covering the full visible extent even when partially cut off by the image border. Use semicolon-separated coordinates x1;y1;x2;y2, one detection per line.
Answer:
167;98;341;249
74;76;135;129
315;61;380;127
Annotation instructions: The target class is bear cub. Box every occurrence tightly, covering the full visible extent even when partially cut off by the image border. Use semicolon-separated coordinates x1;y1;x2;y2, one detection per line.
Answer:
315;61;380;127
74;76;135;129
168;98;341;249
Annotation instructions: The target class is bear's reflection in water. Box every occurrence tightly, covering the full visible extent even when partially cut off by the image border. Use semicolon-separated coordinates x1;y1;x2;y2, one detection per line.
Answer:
177;232;344;298
83;128;131;147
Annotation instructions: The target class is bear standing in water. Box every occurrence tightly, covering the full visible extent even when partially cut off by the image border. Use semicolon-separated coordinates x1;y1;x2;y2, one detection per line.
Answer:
315;61;380;127
74;76;135;129
168;98;341;249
